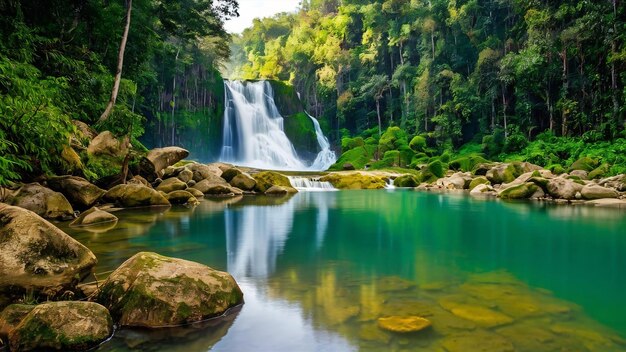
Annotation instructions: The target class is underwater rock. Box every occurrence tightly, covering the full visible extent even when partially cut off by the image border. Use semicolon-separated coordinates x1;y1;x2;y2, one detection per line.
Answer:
8;301;112;352
448;304;513;328
5;183;74;220
70;207;118;227
96;252;243;327
441;330;514;352
377;316;431;333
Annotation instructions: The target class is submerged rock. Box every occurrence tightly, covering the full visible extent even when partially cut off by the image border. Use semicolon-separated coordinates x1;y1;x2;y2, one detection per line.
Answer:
0;204;97;298
96;252;244;327
8;301;112;352
441;330;514;352
103;184;170;208
6;183;74;220
47;176;106;209
448;304;513;328
70;207;118;227
147;147;190;174
377;316;431;333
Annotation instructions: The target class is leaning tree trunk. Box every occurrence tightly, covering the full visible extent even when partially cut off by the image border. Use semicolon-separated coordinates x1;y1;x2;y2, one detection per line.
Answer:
99;0;132;123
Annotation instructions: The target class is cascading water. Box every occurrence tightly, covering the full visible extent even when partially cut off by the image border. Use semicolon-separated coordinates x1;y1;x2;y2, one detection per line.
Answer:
220;80;336;170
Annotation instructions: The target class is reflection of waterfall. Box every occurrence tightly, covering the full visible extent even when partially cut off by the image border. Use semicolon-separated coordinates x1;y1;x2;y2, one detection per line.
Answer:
224;193;335;278
219;80;336;171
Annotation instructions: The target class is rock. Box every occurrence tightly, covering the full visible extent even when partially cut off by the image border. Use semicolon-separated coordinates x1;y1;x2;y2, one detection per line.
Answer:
230;173;257;191
0;304;35;338
128;175;150;187
70;207;118;227
72;120;98;141
205;184;244;196
486;162;542;185
377;316;431;333
6;183;74;220
221;168;243;182
166;190;199;206
186;188;205;199
319;172;386;190
588;164;610;180
472;163;498;176
599;174;626;192
156;177;188;194
547;177;584;200
187;180;197;187
343;163;356;171
394;174;420;188
569;156;600;172
8;301;112;352
586;198;626;208
87;131;130;158
96;252;243;327
103;184;170;208
60;145;83;174
499;183;539;200
162;165;184;179
448;304;513;328
0;204;97;297
441;330;515;352
177;168;194;183
190;174;229;194
265;185;289;195
47;176;106;209
570;170;589;180
439;173;470;190
188;163;223;181
147;147;190;174
469;176;490;191
581;185;619;200
253;171;297;192
470;184;496;196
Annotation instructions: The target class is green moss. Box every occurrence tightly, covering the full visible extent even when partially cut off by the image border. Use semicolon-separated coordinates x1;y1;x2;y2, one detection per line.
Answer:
569;156;600;172
588;163;610;180
449;155;490;172
329;144;377;171
283;112;318;156
371;150;400;169
547;164;566;175
427;160;446;179
253;171;292;192
378;127;409;155
394;175;420;187
409;136;427;153
499;183;539;199
268;80;303;116
469;177;490;190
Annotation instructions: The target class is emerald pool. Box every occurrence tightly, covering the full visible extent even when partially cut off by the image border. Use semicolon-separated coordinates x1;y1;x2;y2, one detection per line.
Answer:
61;190;626;351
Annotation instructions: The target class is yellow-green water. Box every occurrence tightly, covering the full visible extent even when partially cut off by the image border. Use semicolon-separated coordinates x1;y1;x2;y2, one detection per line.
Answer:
60;190;626;351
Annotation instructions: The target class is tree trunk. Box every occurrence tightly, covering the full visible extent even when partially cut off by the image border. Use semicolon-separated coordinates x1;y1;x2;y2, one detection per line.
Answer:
171;47;180;145
376;98;382;136
611;0;621;130
502;85;508;139
99;0;132;123
561;47;568;137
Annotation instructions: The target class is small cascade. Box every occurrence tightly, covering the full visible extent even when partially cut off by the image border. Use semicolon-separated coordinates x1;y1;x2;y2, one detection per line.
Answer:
306;112;337;171
384;178;396;190
288;176;337;192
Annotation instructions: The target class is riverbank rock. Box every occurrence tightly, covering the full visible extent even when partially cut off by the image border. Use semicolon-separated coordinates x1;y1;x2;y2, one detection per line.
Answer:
6;183;74;220
103;184;170;208
87;131;130;158
580;184;619;200
191;175;229;193
486;162;541;185
253;171;297;193
204;184;244;197
177;168;194;183
229;173;256;191
469;177;490;191
47;176;106;209
70;207;118;227
166;190;199;206
0;204;97;298
96;252;244;327
0;304;34;338
394;174;420;187
377;316;431;333
147;147;190;174
320;172;386;190
470;184;496;196
221;168;243;182
8;301;112;352
265;185;290;195
546;177;584;200
499;183;540;200
156;177;187;194
598;174;626;192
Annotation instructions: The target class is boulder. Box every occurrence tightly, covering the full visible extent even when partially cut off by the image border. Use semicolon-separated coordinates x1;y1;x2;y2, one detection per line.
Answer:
60;146;83;174
162;165;184;179
570;170;589;180
221;168;243;182
588;164;610;180
87;131;130;158
191;175;229;194
186;188;205;199
439;173;471;190
6;183;74;220
599;174;626;192
569;156;599;172
499;183;540;200
547;177;584;200
189;163;223;181
0;304;35;338
166;190;199;206
393;174;420;188
470;184;496;196
319;172;385;190
580;185;619;200
8;301;112;352
265;185;289;196
204;184;244;197
47;176;106;209
0;204;97;298
103;184;170;208
253;171;297;192
469;176;490;191
156;177;187;194
96;252;243;327
128;175;150;187
177;168;194;183
230;173;257;191
147;147;190;174
377;316;431;333
343;163;356;171
70;207;118;227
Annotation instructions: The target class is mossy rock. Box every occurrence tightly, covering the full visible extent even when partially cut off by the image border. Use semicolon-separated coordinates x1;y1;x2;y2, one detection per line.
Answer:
166;190;199;206
103;184;170;208
155;177;187;194
96;252;243;327
0;304;35;338
449;155;490;172
378;127;409;155
568;156;600;172
8;301;112;352
409;135;427;153
377;316;431;333
253;171;294;193
371;150;401;169
469;177;490;191
341;137;365;152
320;172;386;190
47;176;106;210
329;144;377;171
6;183;75;220
588;163;610;180
283;112;319;157
394;175;420;188
486;164;517;184
547;164;566;175
221;168;243;182
268;80;303;116
427;160;446;179
70;207;118;227
499;183;539;199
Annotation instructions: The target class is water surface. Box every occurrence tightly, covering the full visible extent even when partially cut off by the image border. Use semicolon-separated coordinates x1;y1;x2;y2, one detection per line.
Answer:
61;190;626;351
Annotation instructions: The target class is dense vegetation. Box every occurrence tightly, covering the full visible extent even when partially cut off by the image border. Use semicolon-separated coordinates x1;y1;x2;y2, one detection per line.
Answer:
227;0;626;174
0;0;237;184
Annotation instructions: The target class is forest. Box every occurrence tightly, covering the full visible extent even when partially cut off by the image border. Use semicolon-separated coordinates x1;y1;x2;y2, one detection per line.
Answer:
1;0;626;185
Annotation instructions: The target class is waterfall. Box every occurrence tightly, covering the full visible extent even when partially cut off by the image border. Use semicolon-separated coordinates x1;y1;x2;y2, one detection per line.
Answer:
219;80;336;171
287;176;337;192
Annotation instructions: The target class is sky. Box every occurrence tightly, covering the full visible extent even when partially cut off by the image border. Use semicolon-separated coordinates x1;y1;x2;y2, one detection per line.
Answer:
224;0;301;34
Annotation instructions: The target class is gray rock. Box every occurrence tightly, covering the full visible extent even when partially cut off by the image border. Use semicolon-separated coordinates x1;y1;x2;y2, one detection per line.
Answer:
6;183;74;220
47;176;106;209
147;147;190;174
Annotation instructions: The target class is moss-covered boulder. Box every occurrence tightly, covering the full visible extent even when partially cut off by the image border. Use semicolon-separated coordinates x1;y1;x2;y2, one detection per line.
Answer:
499;183;540;199
394;175;420;188
449;155;490;172
569;156;600;172
486;164;517;184
570;170;589;180
342;137;365;152
580;185;619;200
6;183;74;220
409;135;427;153
469;177;490;191
470;184;496;196
378;127;409;155
284;112;318;157
0;204;97;298
156;177;187;194
204;184;245;197
546;177;584;200
265;185;290;196
0;304;35;339
588;164;610;180
96;252;243;327
47;176;106;209
8;301;112;352
186;188;205;199
70;207;118;227
230;173;257;191
320;172;386;190
147;147;190;174
189;163;223;181
221;168;243;182
166;190;199;206
87;131;130;158
177;168;194;183
103;184;170;208
253;171;295;193
329;144;377;171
